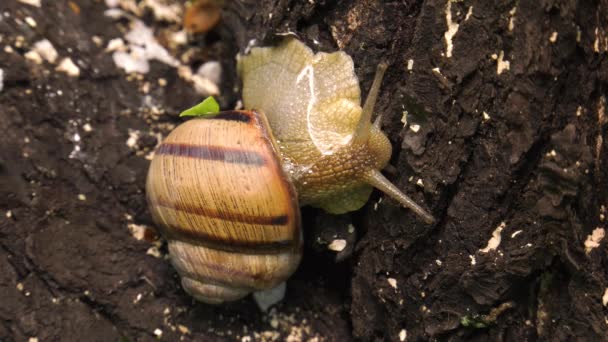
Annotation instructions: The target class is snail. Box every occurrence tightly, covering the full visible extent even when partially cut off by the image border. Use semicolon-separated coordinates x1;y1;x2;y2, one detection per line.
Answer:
237;39;434;222
146;38;434;304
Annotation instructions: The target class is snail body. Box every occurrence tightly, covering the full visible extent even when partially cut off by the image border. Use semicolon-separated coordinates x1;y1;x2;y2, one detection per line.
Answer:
146;39;434;304
238;39;434;222
146;110;302;303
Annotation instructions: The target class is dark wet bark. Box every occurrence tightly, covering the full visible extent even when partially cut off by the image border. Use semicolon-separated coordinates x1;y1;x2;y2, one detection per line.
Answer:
1;0;607;340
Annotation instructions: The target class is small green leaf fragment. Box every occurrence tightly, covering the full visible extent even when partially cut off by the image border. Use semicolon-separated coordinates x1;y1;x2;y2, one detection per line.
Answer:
179;97;220;117
460;315;487;328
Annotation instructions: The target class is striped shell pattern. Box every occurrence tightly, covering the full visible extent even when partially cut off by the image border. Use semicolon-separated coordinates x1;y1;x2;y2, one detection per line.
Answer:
146;110;302;304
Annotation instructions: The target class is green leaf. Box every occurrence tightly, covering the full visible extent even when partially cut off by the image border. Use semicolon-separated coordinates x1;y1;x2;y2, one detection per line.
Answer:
179;97;220;117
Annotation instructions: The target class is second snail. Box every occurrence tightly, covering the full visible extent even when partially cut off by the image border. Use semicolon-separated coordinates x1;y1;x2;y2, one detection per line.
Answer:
146;38;435;305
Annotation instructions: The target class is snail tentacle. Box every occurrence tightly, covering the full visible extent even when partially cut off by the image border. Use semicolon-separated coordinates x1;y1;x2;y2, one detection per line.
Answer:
354;62;388;144
364;170;435;224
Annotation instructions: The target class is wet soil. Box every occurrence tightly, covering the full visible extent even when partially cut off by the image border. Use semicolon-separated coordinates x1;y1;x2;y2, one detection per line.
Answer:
1;0;608;341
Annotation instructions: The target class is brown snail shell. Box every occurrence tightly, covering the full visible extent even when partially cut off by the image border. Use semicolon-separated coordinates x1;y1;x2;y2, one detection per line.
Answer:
146;110;302;304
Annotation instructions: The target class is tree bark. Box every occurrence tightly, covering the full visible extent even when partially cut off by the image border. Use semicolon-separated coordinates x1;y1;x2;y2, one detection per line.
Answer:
1;0;607;340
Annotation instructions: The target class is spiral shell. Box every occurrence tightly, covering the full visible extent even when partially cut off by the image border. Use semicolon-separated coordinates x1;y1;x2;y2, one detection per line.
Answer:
146;110;302;303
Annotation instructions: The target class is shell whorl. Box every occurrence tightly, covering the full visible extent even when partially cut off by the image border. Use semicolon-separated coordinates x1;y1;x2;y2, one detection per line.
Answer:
146;110;302;303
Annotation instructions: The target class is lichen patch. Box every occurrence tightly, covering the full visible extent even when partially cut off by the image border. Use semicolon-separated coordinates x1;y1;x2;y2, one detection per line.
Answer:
444;0;459;58
496;50;510;75
479;222;506;253
584;227;605;254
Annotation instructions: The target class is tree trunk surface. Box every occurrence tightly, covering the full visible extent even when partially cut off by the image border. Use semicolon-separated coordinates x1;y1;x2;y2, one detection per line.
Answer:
1;0;607;341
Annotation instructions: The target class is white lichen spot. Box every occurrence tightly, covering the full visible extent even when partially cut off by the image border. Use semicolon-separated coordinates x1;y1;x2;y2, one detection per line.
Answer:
401;111;409;127
112;49;148;74
133;293;142;304
105;38;126;52
177;65;220;96
416;178;424;188
465;6;473;21
496;51;510;75
576;106;583;117
444;0;459;58
18;0;41;7
178;325;191;335
112;20;178;74
387;278;398;289
399;329;407;341
508;7;517;31
406;59;414;71
24;50;43;64
409;124;421;132
82;123;93;132
28;338;39;342
432;67;442;75
603;288;608;306
482;111;491;121
170;30;188;47
126;129;141;148
479;221;506;253
24;16;36;27
511;230;523;238
56;58;80;77
348;224;355;234
77;194;86;201
584;227;605;254
16;282;24;291
435;259;442;266
142;0;182;23
549;31;558;43
593;28;600;53
328;239;347;252
92;36;104;47
153;328;163;338
469;255;476;265
127;223;149;240
6;210;12;218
